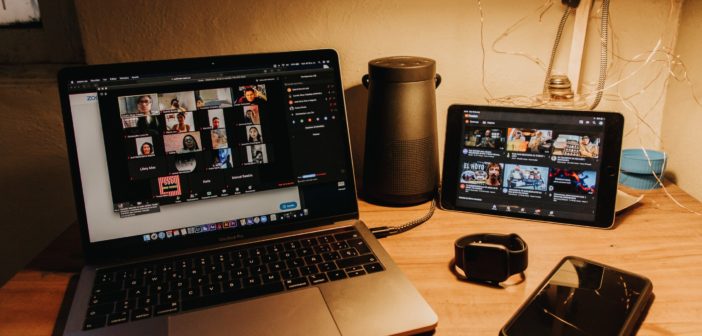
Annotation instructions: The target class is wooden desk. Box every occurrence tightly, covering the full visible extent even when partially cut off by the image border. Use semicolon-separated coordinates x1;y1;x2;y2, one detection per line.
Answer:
1;185;701;335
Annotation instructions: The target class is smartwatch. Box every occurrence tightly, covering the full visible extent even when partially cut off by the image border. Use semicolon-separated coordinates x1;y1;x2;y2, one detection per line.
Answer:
454;233;528;283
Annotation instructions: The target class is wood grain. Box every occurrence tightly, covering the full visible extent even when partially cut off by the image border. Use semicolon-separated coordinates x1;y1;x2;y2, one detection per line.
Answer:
360;185;702;335
1;185;700;335
0;271;72;335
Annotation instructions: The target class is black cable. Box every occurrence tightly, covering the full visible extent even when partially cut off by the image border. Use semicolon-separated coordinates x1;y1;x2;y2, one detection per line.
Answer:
371;199;436;239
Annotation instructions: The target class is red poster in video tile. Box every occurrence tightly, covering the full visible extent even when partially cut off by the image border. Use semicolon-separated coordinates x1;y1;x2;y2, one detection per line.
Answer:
158;176;182;196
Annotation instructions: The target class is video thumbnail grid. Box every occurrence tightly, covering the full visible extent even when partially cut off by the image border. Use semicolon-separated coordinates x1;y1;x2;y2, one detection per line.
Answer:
116;85;274;200
459;124;601;204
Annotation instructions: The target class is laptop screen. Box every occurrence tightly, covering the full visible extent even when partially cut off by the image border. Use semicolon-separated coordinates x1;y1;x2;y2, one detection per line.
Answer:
60;50;357;249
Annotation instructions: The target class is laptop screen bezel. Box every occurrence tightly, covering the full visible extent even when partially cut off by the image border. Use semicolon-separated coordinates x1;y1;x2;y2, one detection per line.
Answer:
57;49;359;263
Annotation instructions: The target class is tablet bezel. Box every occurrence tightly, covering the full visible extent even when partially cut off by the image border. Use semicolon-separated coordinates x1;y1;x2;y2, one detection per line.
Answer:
440;104;624;229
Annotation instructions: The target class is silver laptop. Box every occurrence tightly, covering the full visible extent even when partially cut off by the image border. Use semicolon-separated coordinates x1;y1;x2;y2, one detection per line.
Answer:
58;49;437;335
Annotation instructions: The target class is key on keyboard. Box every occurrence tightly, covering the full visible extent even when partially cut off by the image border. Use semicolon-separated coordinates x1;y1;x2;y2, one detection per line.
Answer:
82;226;384;330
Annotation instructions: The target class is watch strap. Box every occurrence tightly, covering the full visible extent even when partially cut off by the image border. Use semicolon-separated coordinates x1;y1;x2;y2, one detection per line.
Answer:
454;233;528;282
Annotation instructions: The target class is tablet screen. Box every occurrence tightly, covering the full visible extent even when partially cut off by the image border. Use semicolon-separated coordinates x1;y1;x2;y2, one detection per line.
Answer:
442;105;623;227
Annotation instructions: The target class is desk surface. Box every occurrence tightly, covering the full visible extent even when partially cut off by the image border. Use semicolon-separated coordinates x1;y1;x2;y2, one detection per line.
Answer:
1;185;701;335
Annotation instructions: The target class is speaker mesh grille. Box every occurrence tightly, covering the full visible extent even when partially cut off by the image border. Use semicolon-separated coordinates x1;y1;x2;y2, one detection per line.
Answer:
381;137;436;195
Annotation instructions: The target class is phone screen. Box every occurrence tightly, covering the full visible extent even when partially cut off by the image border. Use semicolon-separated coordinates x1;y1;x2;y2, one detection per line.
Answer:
502;257;651;335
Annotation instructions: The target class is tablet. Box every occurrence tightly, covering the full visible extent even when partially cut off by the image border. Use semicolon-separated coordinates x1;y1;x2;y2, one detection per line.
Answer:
441;104;624;228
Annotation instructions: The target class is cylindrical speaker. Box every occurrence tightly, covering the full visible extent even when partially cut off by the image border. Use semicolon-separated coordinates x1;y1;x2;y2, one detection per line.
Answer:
362;56;441;206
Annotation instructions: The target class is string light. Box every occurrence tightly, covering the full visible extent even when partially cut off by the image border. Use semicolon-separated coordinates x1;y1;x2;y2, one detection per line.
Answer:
476;0;701;215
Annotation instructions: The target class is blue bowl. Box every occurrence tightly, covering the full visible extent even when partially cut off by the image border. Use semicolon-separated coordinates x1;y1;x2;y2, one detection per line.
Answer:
619;171;661;189
620;149;666;174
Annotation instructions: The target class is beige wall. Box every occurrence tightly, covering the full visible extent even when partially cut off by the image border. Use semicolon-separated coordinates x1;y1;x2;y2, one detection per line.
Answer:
0;0;693;285
0;0;83;63
73;0;682;183
0;0;83;285
662;0;702;201
0;66;76;285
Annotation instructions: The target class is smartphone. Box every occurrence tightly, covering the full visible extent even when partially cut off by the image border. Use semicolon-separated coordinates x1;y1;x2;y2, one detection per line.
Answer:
500;256;653;336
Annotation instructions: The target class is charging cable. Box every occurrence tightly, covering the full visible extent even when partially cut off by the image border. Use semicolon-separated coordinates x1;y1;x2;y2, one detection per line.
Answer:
370;199;436;239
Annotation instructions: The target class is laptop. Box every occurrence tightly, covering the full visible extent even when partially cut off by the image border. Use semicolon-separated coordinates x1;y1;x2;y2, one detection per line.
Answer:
58;49;437;335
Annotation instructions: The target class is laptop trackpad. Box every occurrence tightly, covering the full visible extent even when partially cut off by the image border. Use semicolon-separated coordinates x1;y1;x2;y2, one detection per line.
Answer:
168;287;341;335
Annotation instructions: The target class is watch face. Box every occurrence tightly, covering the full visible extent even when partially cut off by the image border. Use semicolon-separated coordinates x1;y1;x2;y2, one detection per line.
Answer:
465;244;510;282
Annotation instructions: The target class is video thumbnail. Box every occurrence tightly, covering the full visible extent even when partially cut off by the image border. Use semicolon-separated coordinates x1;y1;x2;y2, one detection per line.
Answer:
503;164;549;191
236;85;268;105
246;125;263;143
118;94;159;115
211;129;228;149
128;155;165;180
506;128;553;154
464;127;505;150
135;136;154;157
208;109;225;129
211;148;234;169
158;91;196;112
460;161;503;186
157;175;182;197
245;144;268;164
119;94;163;135
165;111;195;133
188;172;225;197
169;153;199;174
164;132;202;154
243;105;261;124
551;134;600;158
549;168;597;195
195;88;233;109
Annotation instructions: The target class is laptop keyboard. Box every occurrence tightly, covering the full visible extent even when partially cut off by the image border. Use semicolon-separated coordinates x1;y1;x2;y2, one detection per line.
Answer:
82;226;384;330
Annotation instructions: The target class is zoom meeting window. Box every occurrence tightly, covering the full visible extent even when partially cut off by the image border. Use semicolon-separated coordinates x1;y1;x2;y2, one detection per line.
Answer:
456;110;605;221
67;62;350;243
102;83;291;208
